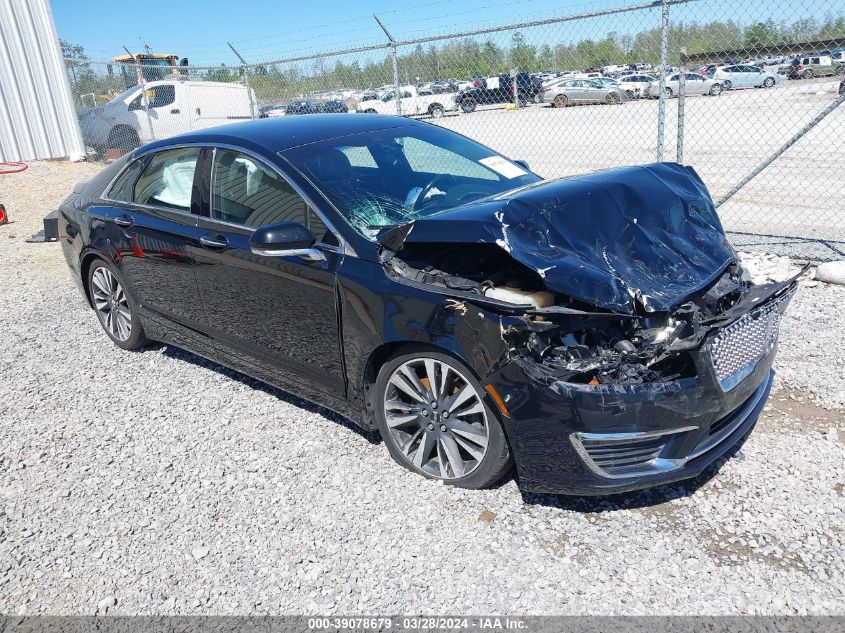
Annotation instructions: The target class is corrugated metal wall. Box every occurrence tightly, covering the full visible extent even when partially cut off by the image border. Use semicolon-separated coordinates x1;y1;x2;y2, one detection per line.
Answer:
0;0;85;162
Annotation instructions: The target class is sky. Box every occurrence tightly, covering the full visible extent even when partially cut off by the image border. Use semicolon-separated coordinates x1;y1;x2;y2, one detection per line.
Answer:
51;0;834;67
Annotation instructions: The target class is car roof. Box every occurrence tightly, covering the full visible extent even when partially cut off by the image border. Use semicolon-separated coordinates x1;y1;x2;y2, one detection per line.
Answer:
139;114;426;155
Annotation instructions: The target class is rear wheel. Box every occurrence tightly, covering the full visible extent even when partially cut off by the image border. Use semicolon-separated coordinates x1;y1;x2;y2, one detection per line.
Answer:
763;77;775;88
722;79;732;90
374;350;512;489
553;94;568;108
606;92;621;104
664;87;673;98
428;103;445;118
87;259;147;350
107;126;140;151
802;69;813;79
709;83;723;96
459;97;477;113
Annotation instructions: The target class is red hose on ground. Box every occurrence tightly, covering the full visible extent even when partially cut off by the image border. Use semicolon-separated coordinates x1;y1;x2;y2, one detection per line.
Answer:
0;161;28;174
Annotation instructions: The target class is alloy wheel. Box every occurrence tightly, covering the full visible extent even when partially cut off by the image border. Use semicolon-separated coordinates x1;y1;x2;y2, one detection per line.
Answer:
383;358;490;479
91;267;132;341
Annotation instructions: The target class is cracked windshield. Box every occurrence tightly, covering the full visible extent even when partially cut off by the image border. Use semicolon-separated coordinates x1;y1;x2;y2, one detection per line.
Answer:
283;125;540;238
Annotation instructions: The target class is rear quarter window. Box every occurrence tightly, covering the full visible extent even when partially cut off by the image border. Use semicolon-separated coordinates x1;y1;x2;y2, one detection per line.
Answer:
106;158;146;202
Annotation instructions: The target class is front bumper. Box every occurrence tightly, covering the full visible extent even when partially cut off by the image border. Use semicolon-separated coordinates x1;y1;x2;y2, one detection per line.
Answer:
485;291;792;495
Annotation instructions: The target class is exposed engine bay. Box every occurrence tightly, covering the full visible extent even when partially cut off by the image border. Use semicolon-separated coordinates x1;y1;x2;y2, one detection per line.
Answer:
383;241;800;386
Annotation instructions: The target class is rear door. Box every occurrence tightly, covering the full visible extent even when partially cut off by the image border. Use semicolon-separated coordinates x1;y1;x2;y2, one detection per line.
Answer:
190;147;346;396
101;146;213;354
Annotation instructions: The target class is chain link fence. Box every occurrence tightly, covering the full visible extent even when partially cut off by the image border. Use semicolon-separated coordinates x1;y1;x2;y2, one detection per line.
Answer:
62;0;845;260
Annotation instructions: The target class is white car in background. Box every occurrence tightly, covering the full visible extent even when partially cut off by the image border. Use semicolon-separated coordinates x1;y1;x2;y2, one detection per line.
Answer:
710;65;780;89
356;85;458;118
645;72;723;98
616;74;657;98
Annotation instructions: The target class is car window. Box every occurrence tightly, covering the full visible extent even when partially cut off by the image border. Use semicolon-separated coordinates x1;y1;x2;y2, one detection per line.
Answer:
284;125;539;238
339;145;378;168
670;74;679;81
401;137;499;180
307;208;339;246
128;84;176;111
134;147;200;211
106;158;146;202
686;73;701;80
211;149;307;229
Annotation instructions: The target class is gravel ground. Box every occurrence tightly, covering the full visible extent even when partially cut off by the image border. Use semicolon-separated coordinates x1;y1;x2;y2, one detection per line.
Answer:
1;161;843;615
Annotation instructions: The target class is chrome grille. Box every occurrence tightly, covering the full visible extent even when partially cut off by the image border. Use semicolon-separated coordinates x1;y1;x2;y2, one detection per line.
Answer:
710;293;791;391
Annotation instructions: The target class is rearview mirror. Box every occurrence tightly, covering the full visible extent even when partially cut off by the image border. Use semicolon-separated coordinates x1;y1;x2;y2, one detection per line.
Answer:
513;159;530;172
250;221;324;261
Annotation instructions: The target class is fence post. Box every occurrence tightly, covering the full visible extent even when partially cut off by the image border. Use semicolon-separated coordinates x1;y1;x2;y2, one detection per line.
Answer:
677;47;687;163
374;14;402;116
228;42;257;119
391;44;401;116
655;0;670;162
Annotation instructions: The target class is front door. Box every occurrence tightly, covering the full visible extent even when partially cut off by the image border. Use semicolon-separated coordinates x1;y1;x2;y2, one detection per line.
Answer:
191;148;346;397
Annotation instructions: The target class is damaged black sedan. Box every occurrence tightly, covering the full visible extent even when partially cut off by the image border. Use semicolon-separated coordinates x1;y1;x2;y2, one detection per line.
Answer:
58;114;797;494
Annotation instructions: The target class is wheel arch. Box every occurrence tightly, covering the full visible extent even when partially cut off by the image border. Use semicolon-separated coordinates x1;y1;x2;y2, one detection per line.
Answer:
80;251;107;309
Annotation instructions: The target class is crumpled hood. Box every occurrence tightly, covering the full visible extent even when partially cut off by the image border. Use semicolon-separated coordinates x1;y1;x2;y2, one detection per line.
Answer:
383;162;736;314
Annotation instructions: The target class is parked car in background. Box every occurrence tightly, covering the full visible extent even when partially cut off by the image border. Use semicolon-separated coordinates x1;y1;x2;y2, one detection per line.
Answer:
545;79;629;107
785;56;838;79
616;74;656;98
832;51;845;72
259;104;287;118
78;79;254;152
645;73;723;98
357;85;458;118
840;74;845;95
453;73;543;112
710;65;780;89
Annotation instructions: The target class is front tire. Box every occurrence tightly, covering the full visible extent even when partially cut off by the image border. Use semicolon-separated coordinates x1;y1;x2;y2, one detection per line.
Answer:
722;79;732;90
374;350;511;489
763;77;775;88
802;69;813;79
606;92;621;104
428;103;445;118
553;94;568;108
709;83;723;96
87;259;147;350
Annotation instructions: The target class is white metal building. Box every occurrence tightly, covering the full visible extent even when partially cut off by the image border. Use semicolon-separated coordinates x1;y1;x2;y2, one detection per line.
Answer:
0;0;85;162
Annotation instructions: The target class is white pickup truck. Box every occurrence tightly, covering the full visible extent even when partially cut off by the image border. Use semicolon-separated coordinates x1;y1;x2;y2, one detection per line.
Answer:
355;85;458;118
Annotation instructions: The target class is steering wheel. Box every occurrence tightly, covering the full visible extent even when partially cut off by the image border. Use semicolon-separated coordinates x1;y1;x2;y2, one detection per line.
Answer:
411;174;456;212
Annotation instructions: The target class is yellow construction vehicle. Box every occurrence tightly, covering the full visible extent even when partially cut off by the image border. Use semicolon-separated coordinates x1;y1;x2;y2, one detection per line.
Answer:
111;53;185;88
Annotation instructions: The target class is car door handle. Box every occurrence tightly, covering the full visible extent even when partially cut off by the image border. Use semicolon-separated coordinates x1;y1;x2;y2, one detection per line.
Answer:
170;108;180;114
196;108;201;115
114;215;133;228
199;235;228;249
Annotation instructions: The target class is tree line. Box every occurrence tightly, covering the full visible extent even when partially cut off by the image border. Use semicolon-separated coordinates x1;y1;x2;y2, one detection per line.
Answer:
63;14;845;106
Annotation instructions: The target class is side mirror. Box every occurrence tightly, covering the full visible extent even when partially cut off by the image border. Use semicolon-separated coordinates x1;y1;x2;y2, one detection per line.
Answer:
250;221;324;261
513;159;531;172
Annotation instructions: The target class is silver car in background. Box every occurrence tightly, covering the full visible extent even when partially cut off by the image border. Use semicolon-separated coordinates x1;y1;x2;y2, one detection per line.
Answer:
645;73;723;98
710;65;780;89
544;79;630;107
